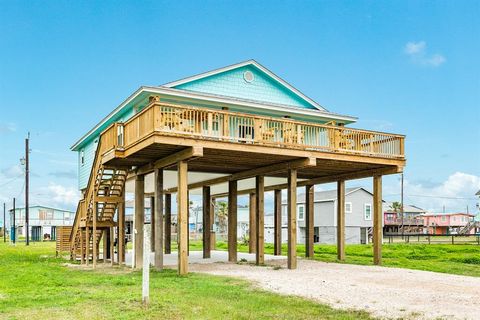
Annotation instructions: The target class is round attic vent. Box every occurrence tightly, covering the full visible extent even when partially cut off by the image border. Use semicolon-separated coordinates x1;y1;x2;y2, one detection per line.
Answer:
243;70;254;83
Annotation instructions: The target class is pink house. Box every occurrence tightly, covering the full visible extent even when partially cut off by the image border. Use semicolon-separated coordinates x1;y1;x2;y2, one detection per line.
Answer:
422;213;476;235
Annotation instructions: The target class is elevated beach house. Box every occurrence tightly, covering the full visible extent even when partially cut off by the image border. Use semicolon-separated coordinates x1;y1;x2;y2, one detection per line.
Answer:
69;60;405;273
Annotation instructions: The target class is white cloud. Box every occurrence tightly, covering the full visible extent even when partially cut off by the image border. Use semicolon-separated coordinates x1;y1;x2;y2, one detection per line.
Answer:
0;122;16;134
1;165;23;179
385;172;480;213
404;41;446;67
404;41;426;55
33;183;80;209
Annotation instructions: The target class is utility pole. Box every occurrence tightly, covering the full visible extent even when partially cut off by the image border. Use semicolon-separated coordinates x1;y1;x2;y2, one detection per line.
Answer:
25;133;30;246
12;198;16;244
401;173;404;238
3;203;5;242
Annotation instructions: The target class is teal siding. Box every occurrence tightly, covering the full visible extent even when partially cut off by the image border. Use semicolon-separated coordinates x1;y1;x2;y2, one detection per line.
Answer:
77;105;138;190
173;65;317;110
78;137;98;190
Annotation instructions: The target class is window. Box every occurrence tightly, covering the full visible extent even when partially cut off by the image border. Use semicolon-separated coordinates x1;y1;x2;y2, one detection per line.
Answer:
442;216;446;222
345;202;352;213
117;125;124;146
364;204;372;221
80;150;85;166
298;205;305;221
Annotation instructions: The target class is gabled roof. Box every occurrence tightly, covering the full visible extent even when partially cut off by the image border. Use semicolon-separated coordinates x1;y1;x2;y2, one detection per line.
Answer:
162;59;327;111
289;187;372;204
421;212;475;217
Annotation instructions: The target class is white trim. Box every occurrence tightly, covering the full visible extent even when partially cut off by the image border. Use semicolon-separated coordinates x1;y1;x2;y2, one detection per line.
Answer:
364;203;372;221
345;202;352;213
297;204;305;221
163;59;327;111
71;86;357;150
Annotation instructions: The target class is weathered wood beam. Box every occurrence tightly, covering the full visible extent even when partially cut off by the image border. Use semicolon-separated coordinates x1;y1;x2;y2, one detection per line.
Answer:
287;169;297;269
94;196;124;203
154;168;164;270
164;193;172;254
177;160;188;275
165;157;316;193
248;192;256;254
212;166;400;197
305;184;314;258
202;186;211;258
274;189;282;256
337;180;346;261
228;180;238;263
255;176;265;265
134;175;145;269
93;203;98;269
373;175;383;265
118;200;125;264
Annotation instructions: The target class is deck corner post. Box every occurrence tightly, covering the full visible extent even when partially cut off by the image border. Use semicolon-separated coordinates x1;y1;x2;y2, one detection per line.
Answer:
248;192;257;254
287;169;297;269
93;202;98;269
255;176;265;265
373;175;383;265
118;200;125;264
154;168;164;271
202;186;211;259
177;160;188;275
274;189;282;256
165;193;172;254
305;184;314;258
337;180;346;261
228;180;238;263
134;174;145;269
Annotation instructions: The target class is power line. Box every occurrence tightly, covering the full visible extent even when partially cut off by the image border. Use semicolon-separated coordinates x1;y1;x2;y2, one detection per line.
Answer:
0;174;23;188
384;193;477;200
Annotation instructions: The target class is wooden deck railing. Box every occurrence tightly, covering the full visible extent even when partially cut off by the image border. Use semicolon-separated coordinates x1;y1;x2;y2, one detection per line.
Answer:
99;101;405;159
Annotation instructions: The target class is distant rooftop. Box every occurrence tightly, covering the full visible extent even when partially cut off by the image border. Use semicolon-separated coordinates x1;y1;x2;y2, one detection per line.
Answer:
421;212;475;217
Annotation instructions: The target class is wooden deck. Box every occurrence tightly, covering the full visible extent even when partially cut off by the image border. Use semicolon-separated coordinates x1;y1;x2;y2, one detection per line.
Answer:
100;100;405;183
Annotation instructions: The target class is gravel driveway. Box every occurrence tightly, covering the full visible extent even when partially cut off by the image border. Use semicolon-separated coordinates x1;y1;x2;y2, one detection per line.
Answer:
190;259;480;319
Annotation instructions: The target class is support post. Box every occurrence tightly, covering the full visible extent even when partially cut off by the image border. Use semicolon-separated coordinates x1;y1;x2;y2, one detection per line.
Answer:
118;200;125;264
93;202;97;268
248;193;256;254
150;196;155;252
305;184;314;258
110;227;114;265
228;180;238;262
274;189;282;255
373;175;383;265
177;161;188;275
154;168;164;270
134;175;145;269
165;194;172;254
80;227;85;264
287;169;297;269
337;180;346;261
202;186;211;258
86;226;90;266
103;229;108;263
142;225;150;305
255;176;264;265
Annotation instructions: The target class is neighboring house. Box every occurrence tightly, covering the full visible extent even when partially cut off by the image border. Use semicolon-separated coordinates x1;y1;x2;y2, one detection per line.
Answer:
9;205;75;241
422;213;476;235
279;187;377;245
383;204;426;234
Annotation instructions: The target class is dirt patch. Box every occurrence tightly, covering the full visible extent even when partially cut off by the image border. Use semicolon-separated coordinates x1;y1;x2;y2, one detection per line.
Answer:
63;263;134;275
190;259;480;320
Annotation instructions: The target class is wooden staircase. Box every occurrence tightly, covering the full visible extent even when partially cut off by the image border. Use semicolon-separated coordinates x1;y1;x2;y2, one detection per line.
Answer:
69;135;127;265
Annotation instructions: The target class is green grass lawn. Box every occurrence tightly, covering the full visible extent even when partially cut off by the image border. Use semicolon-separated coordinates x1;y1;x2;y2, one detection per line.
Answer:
0;242;371;320
175;240;480;277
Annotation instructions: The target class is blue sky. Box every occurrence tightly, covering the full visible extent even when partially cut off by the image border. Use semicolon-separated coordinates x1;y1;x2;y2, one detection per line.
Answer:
0;1;479;219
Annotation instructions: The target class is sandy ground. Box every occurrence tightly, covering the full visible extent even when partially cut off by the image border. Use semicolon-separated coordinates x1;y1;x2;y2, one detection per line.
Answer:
189;258;480;320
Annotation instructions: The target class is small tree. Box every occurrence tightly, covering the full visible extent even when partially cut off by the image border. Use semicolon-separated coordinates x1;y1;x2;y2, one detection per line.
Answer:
216;201;228;234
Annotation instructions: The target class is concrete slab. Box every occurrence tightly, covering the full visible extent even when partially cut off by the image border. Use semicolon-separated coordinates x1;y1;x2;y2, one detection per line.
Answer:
125;250;286;267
